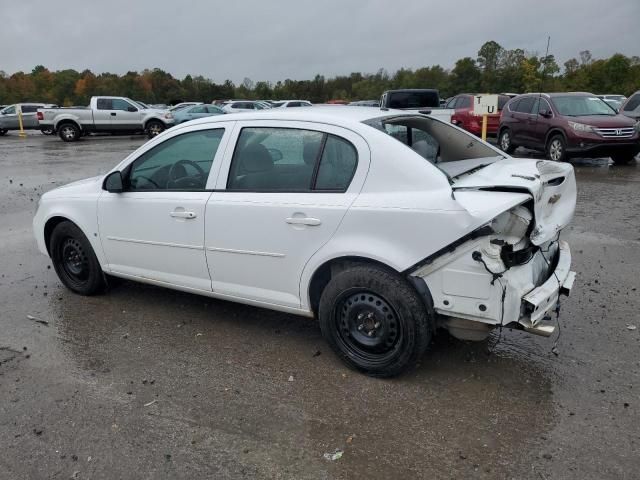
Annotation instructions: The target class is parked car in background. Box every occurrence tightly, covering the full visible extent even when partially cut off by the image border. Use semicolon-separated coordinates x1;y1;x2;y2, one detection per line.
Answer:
498;92;640;164
380;89;454;123
598;94;627;104
620;91;640;120
150;104;169;110
173;104;224;123
169;102;203;112
33;107;576;377
222;101;270;113
0;103;55;135
446;94;510;137
348;100;380;107
271;100;313;108
37;96;175;142
602;99;622;113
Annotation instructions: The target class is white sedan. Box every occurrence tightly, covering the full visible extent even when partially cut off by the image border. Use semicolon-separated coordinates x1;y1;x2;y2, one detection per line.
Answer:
33;108;576;377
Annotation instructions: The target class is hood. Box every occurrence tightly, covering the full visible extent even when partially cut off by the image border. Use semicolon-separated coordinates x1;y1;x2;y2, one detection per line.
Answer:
46;175;103;198
451;158;576;245
569;114;637;127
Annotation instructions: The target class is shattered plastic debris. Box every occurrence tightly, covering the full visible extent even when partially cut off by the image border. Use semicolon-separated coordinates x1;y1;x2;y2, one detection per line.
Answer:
323;449;344;461
27;314;48;326
144;400;157;407
626;325;637;331
288;375;294;382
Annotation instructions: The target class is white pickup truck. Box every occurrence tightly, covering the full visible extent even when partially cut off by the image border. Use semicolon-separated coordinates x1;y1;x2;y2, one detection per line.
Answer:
37;96;175;142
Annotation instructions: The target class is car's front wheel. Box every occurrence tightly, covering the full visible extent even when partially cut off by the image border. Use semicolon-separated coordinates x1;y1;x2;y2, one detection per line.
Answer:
498;128;516;154
50;221;105;295
318;264;432;377
146;120;165;138
546;134;567;162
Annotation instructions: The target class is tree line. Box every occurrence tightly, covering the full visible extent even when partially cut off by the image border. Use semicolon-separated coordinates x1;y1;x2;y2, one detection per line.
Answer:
1;41;638;106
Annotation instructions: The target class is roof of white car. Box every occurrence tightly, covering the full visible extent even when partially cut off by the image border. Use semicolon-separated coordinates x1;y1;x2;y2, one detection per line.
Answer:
182;106;404;129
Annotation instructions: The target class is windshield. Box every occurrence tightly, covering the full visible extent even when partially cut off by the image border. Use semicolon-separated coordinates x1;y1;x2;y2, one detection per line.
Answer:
133;101;148;109
363;114;503;178
552;96;616;116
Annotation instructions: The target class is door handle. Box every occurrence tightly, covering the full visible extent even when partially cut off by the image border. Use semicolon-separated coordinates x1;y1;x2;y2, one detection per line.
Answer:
285;217;321;226
111;112;117;116
170;211;197;219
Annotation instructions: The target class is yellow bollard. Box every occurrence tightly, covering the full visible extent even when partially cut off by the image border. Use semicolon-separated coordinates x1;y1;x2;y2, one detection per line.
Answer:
481;114;488;142
17;109;27;138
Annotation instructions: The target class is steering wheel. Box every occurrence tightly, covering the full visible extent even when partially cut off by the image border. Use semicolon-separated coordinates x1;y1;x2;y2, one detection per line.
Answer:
168;159;206;189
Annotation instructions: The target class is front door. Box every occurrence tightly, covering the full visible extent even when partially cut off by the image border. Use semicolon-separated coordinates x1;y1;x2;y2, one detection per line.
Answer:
98;126;230;291
110;98;143;131
205;121;368;308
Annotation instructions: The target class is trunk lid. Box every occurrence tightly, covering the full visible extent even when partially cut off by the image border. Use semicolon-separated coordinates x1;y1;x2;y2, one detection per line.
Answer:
450;158;576;245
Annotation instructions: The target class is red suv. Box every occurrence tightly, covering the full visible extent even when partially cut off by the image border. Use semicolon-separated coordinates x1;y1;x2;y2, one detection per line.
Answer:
498;92;640;164
446;94;511;137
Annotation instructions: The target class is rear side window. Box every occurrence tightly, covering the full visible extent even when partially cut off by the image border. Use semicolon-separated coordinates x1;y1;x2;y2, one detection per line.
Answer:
227;127;358;192
623;93;640;112
388;91;439;109
515;97;535;113
21;105;39;113
97;99;113;110
457;96;472;109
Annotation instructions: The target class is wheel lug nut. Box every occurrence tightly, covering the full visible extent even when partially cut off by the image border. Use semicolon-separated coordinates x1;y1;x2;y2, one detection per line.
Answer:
357;314;364;320
367;331;374;337
357;324;364;331
374;322;381;329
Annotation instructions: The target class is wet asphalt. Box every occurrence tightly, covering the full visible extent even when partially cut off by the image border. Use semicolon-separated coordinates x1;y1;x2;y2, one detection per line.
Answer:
0;132;638;479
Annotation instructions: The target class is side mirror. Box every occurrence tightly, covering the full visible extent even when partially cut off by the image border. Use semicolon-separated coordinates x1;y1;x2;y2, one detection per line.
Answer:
539;109;552;118
103;171;124;193
127;106;138;112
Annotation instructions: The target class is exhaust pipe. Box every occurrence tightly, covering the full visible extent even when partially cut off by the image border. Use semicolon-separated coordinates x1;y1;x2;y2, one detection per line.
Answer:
522;323;556;337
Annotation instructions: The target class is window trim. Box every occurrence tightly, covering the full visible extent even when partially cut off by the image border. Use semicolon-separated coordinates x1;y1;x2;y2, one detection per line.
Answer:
225;126;359;194
123;127;226;193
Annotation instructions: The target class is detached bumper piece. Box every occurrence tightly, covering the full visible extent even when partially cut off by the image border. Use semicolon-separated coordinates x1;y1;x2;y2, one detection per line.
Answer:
519;241;574;334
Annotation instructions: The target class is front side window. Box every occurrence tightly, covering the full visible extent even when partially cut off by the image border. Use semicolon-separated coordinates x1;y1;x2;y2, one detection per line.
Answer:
2;105;16;114
112;99;135;111
227;127;358;192
127;129;224;191
457;96;472;109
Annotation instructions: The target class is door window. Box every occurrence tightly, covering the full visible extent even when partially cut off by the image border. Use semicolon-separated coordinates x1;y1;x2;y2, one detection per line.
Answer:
515;97;535;114
97;99;113;110
190;105;207;114
226;127;358;192
21;105;39;113
446;97;459;109
127;129;224;191
2;105;16;114
457;96;472;109
623;93;640;112
112;99;135;111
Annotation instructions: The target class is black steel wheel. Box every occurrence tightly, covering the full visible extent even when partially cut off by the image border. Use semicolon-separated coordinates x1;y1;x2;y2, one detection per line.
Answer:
318;264;433;377
50;221;105;295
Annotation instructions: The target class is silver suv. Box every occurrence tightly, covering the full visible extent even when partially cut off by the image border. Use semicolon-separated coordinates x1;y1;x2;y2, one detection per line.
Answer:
0;103;54;135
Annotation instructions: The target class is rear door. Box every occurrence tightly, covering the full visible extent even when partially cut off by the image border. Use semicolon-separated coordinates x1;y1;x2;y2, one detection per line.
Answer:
510;96;536;145
20;104;42;128
531;97;553;145
205;120;369;308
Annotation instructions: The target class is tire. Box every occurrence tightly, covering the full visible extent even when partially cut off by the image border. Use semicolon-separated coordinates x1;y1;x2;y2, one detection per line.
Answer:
146;120;165;138
40;128;54;135
546;134;567;162
611;153;637;165
0;129;7;136
49;221;105;295
498;128;516;154
58;123;80;142
318;264;433;377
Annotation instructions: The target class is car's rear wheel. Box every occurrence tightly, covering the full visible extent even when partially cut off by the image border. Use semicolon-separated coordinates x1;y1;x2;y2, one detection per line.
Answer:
58;123;80;142
40;128;54;135
498;128;516;154
50;221;105;295
546;134;567;162
146;120;165;138
0;129;7;136
611;153;637;165
318;264;432;377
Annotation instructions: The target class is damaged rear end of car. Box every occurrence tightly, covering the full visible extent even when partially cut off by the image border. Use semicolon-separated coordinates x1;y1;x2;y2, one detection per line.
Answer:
409;158;576;341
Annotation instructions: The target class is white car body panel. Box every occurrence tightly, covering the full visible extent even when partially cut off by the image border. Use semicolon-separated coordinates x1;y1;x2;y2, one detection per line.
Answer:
33;107;577;337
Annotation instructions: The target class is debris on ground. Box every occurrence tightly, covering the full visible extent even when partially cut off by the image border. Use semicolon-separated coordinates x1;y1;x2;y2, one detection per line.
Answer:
288;375;294;382
626;324;637;331
323;449;344;461
312;350;322;357
144;400;157;407
26;314;48;326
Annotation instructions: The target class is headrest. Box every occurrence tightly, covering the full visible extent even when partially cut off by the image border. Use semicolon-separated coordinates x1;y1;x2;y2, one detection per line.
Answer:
238;144;273;173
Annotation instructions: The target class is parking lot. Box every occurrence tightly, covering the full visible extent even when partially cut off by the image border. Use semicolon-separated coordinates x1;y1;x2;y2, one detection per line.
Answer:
1;133;639;479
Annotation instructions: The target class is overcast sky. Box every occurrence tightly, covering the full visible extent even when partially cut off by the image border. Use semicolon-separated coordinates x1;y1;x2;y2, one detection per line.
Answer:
2;0;638;83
